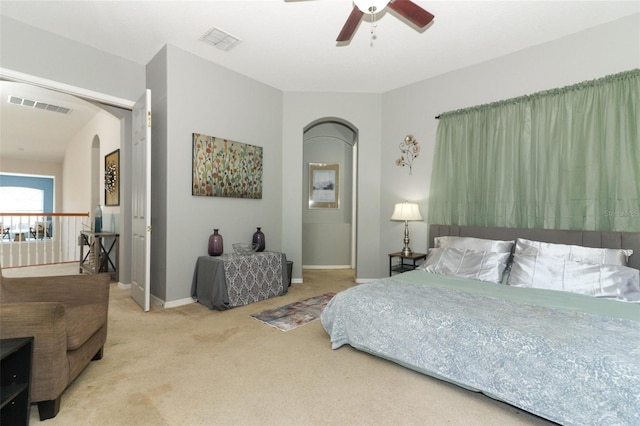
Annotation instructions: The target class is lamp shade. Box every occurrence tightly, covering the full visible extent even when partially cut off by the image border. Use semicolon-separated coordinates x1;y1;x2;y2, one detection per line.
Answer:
391;202;423;221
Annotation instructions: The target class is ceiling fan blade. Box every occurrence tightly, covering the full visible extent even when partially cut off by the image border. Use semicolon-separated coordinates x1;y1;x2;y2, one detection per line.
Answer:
388;0;434;28
336;6;364;42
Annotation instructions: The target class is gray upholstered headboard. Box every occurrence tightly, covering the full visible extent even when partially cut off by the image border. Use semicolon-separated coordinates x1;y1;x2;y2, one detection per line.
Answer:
429;225;640;270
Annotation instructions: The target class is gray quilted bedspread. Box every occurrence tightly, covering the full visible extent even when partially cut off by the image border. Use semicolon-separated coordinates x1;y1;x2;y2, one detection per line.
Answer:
321;271;640;426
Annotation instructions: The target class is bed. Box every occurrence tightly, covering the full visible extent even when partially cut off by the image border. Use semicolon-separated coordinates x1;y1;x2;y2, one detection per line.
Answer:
321;225;640;425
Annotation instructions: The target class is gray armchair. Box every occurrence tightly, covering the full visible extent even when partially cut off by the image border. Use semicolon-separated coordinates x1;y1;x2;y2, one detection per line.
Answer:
0;269;111;420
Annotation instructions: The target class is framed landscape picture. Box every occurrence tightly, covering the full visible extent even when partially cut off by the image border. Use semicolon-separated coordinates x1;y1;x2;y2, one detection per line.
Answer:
309;163;339;209
104;149;120;206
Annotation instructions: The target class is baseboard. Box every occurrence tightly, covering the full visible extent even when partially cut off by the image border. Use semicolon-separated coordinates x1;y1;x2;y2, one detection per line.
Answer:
302;265;352;270
164;297;197;308
150;294;164;307
150;294;196;309
117;282;131;289
291;278;303;284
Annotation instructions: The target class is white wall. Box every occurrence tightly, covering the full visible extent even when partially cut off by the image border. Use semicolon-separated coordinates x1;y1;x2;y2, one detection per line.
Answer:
63;110;121;226
379;14;640;276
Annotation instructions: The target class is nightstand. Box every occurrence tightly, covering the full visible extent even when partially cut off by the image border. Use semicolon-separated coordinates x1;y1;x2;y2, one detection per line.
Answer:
388;252;427;276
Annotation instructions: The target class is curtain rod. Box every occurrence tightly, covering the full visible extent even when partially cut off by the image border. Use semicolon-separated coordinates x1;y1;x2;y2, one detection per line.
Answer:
433;69;638;121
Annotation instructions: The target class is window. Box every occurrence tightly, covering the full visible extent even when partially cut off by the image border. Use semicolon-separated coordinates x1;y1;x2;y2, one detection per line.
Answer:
0;186;44;213
0;186;44;230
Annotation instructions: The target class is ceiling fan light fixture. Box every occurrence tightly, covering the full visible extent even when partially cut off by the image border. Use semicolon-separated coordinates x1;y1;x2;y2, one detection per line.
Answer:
335;0;433;43
353;0;389;14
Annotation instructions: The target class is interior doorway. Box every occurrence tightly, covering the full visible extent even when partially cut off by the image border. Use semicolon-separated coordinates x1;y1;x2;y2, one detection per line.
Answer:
0;74;133;283
302;119;358;270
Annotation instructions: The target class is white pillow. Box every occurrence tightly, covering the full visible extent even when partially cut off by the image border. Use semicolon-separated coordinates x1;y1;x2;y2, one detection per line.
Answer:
420;247;511;284
434;236;514;254
515;238;633;266
508;252;640;302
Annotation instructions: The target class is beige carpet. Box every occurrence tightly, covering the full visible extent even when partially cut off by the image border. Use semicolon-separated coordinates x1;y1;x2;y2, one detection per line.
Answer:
9;266;552;425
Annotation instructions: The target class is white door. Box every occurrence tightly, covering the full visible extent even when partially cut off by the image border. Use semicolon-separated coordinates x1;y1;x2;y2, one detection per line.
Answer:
131;89;151;311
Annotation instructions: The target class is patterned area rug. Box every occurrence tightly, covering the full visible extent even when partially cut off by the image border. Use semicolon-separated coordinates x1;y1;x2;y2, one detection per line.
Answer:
250;293;336;331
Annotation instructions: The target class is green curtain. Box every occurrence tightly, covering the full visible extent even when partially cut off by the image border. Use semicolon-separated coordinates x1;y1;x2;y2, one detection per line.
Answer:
428;69;640;232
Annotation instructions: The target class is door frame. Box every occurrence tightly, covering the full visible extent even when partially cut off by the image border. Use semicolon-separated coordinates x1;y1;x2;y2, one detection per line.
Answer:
301;118;358;271
0;68;134;109
1;68;135;285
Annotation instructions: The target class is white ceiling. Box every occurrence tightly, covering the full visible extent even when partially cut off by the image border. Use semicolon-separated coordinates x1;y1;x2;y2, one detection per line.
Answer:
1;0;639;162
0;81;102;162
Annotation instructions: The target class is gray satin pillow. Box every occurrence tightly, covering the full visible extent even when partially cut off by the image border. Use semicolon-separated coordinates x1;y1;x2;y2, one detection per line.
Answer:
420;247;510;284
434;236;514;254
508;252;640;302
515;238;633;266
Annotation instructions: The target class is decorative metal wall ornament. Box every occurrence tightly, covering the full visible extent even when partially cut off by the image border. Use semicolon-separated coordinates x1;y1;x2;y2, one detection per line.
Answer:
396;134;420;175
104;149;120;206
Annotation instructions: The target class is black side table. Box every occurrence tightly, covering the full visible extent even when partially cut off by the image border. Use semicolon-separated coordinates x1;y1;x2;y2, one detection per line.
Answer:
388;252;427;276
1;337;33;426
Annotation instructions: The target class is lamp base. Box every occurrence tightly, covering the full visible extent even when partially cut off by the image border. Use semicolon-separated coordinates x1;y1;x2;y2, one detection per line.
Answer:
400;220;412;256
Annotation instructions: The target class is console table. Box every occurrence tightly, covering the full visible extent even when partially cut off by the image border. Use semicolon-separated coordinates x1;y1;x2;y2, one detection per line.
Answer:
79;231;119;281
191;252;289;310
1;337;33;426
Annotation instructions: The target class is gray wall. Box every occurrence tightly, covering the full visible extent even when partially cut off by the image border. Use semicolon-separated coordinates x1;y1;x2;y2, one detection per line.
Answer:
157;45;284;303
282;93;382;282
379;14;640;276
1;12;637;299
0;16;144;103
302;122;354;267
146;47;169;301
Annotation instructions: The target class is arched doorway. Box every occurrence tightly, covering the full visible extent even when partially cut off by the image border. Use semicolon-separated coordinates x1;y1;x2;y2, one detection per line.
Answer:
302;118;358;270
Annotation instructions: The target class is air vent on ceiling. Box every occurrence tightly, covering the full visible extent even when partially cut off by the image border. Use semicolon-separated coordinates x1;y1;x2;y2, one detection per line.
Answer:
7;95;72;114
200;27;241;51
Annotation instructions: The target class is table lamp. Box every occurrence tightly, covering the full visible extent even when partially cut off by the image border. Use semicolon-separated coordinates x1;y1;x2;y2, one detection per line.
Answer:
391;202;423;256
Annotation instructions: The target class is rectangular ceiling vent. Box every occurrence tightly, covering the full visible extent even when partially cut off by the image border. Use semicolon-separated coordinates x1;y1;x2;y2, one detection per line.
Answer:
200;27;241;51
7;95;72;114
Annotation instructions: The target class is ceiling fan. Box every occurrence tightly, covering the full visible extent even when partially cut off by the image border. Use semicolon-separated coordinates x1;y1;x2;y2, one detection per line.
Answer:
337;0;435;42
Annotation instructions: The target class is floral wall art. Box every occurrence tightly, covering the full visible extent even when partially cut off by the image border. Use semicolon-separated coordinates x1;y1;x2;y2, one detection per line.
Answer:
192;133;263;199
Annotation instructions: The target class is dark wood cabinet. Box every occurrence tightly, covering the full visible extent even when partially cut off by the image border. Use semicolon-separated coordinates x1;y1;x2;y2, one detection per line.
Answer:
1;337;33;426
